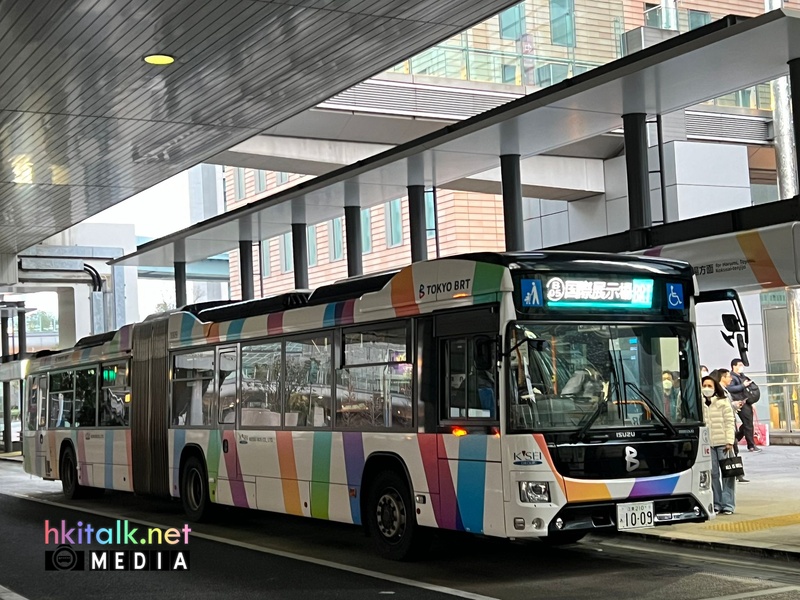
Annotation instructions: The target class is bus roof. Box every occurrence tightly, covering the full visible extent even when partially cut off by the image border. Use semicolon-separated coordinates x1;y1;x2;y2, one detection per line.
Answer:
168;251;694;349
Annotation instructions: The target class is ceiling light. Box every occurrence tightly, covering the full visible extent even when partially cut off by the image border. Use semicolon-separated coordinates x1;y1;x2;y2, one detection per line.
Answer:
143;54;175;65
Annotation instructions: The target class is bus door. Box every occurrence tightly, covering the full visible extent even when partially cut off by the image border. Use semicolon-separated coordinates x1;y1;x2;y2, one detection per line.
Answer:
216;346;245;496
435;308;505;536
25;375;48;477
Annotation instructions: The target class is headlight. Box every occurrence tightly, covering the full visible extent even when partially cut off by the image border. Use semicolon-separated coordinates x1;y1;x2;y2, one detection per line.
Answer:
519;481;550;503
699;470;711;490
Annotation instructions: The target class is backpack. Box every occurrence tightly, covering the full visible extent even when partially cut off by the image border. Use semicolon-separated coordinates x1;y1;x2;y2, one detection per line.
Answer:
744;381;761;404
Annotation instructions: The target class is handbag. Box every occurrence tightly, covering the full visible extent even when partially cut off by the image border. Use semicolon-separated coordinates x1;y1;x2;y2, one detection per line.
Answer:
719;451;744;478
753;413;769;446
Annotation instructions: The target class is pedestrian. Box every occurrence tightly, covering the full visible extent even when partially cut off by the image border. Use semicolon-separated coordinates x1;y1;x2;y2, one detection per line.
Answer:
728;359;762;453
701;375;737;515
710;368;749;483
700;365;709;378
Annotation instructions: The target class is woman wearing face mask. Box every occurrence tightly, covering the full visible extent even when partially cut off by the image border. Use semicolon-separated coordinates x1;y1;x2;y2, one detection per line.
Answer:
701;375;736;515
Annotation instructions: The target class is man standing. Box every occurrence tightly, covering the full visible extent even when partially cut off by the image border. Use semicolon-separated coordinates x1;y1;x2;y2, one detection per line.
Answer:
728;359;762;453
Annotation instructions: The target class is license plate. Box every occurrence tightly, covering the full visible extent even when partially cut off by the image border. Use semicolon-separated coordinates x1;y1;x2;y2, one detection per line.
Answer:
616;501;655;531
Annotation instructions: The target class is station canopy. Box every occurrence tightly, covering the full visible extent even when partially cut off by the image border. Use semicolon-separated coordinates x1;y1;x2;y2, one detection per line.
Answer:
112;8;800;268
0;0;521;255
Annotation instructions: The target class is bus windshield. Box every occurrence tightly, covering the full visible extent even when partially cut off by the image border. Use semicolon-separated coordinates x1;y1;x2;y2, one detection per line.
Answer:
507;321;700;433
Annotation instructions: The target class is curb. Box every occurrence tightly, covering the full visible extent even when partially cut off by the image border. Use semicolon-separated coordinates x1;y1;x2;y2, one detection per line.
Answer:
620;530;800;563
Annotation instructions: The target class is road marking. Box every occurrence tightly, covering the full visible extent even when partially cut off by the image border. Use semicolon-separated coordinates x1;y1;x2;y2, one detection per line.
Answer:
0;584;30;600
3;491;499;600
592;537;800;579
695;585;800;600
703;513;800;533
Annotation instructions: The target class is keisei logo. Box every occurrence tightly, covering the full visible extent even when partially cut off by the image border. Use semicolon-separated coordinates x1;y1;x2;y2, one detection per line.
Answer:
418;284;425;299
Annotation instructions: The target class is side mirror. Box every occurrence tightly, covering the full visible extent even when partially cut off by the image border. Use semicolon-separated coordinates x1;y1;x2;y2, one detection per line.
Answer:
737;334;749;367
721;314;741;333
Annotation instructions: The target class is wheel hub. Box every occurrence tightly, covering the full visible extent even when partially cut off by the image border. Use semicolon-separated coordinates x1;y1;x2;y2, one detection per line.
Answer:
376;489;406;540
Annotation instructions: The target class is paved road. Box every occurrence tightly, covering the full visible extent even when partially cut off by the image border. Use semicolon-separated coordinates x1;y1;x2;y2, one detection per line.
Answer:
1;460;800;600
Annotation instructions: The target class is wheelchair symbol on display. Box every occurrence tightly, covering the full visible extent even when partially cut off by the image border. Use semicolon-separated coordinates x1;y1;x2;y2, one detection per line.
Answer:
667;284;684;309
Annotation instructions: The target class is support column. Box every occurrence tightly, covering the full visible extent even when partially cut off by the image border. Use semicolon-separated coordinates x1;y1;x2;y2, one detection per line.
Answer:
292;223;309;289
500;154;524;251
1;316;10;452
344;205;363;277
16;308;26;359
174;240;187;308
344;180;363;277
239;240;254;301
623;113;651;248
407;185;427;262
174;262;187;307
788;58;800;195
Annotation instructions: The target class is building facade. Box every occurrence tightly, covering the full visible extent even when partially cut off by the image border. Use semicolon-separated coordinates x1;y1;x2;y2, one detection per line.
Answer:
223;0;798;433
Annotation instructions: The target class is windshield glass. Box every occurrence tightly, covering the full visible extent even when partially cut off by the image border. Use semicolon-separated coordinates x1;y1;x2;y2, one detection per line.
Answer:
507;322;700;432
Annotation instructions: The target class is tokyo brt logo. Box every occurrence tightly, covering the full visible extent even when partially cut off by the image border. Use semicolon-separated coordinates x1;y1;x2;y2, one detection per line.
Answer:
44;519;191;571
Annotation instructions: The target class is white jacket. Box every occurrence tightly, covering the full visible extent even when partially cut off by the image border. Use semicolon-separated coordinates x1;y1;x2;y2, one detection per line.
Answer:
702;395;735;447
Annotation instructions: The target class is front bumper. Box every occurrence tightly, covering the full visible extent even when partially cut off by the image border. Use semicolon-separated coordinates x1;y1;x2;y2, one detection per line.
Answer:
547;495;708;535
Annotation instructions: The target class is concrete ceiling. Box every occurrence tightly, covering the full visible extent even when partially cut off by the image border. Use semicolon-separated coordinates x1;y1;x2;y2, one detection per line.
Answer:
0;0;519;254
113;9;800;267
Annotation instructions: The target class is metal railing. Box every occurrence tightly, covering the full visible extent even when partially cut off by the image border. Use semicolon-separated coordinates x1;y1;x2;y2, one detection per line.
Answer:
751;376;800;433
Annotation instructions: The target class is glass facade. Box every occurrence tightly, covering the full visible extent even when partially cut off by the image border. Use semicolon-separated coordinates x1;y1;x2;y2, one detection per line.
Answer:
388;0;769;111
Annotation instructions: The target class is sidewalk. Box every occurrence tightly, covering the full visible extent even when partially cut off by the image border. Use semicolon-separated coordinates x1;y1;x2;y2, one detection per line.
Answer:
627;444;800;560
0;451;21;462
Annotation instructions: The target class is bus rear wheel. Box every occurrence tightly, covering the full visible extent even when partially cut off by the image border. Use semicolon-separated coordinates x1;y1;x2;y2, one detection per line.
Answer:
366;471;429;561
181;455;211;522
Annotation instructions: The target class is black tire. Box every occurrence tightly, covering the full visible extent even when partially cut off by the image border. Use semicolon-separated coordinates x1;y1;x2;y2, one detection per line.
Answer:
540;531;588;546
181;455;212;522
366;470;430;561
60;446;87;500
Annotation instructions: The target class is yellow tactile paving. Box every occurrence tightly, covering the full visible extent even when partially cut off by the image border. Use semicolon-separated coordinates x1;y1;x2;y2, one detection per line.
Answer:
703;513;800;533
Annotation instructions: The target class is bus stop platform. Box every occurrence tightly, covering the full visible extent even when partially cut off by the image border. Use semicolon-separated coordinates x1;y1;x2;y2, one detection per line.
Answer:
622;444;800;560
0;451;21;462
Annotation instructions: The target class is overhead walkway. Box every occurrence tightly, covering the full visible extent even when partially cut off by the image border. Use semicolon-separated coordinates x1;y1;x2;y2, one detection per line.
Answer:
113;9;800;307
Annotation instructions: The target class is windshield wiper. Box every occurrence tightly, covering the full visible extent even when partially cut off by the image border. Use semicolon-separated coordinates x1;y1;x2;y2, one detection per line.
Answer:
624;381;678;437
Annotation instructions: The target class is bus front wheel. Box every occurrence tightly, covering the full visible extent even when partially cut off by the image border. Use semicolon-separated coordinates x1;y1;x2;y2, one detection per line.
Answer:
181;455;211;522
60;446;93;500
366;471;429;561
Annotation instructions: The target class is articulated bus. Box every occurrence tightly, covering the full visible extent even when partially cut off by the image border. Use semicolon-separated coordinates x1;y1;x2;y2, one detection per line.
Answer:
22;252;748;560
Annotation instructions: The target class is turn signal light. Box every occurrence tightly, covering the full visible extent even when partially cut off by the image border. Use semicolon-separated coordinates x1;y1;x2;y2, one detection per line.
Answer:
452;427;467;437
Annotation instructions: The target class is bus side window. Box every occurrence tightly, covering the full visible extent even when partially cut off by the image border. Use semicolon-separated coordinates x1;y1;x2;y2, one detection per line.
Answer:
443;337;497;421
